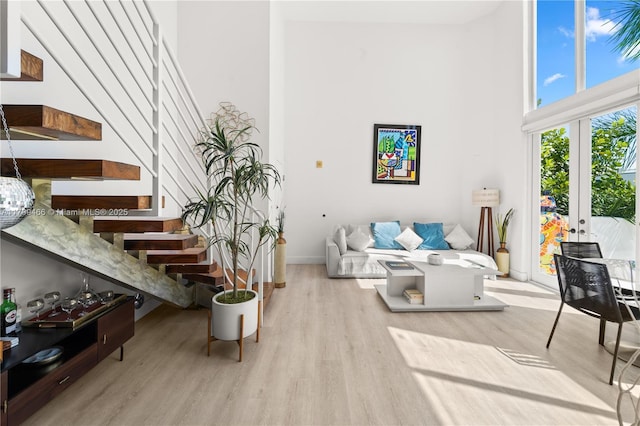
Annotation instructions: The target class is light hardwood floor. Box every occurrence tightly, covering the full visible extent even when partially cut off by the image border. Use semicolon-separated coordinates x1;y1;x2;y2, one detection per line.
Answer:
23;264;640;425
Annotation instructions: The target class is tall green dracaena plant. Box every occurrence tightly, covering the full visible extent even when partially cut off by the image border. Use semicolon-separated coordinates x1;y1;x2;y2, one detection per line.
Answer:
182;104;281;300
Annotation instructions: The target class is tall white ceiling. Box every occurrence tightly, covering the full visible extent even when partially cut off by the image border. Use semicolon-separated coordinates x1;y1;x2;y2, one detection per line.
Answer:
276;0;506;25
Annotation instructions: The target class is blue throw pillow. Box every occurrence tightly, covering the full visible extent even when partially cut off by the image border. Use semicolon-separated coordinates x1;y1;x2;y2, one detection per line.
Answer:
371;221;404;249
414;222;450;250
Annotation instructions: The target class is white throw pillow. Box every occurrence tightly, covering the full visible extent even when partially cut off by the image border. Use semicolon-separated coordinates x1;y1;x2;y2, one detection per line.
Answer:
333;226;347;255
394;227;423;251
346;229;373;252
445;224;475;250
347;225;375;248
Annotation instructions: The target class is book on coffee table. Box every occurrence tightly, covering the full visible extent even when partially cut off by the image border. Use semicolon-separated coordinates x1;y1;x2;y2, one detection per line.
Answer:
403;289;423;304
385;261;414;270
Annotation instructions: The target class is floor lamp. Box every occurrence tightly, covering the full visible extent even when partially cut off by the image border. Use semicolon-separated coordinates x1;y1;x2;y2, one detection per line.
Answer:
472;189;500;257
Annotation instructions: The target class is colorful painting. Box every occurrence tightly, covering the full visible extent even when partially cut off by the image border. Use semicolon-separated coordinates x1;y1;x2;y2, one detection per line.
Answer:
372;124;421;185
539;194;569;274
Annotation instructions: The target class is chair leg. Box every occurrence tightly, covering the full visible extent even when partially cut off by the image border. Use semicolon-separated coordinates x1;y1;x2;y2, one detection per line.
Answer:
546;302;564;348
609;323;624;385
599;318;606;346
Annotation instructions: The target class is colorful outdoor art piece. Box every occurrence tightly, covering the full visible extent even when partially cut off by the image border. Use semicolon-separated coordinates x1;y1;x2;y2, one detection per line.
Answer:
372;124;421;185
540;194;568;274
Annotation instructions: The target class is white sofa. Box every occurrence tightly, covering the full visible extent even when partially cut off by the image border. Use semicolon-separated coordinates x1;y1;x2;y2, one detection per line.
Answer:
326;222;499;278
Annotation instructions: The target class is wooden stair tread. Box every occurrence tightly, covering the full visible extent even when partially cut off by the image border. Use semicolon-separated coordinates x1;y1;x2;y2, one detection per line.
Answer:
166;261;217;274
0;159;140;180
52;195;153;211
183;271;223;286
187;268;255;287
123;233;198;250
0;105;101;140
0;50;43;82
146;247;207;264
93;217;183;233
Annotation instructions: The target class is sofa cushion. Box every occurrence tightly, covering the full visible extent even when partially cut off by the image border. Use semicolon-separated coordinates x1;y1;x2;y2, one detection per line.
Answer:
445;224;475;250
394;227;423;251
371;221;403;249
414;222;450;250
346;228;373;251
346;225;375;248
333;226;348;255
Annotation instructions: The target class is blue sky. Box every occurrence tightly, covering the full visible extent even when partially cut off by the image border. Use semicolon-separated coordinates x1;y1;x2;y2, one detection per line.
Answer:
537;0;639;106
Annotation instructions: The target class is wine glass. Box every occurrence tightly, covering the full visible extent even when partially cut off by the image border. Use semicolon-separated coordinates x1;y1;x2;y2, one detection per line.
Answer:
44;291;61;317
60;297;77;321
27;298;45;321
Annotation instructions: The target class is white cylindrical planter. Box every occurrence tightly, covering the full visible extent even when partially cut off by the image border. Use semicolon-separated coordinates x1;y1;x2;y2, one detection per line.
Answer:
274;232;286;288
211;290;259;341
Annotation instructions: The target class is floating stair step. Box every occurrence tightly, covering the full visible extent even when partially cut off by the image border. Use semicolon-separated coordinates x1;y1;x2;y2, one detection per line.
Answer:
123;233;198;251
0;159;139;180
0;105;101;140
146;247;207;264
51;195;153;211
93;217;183;233
166;261;217;274
183;270;223;286
0;50;44;82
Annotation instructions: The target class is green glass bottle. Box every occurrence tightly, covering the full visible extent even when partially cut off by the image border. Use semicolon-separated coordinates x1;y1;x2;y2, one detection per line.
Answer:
1;288;18;336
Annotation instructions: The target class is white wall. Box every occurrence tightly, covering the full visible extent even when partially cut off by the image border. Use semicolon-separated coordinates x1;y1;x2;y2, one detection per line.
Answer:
279;1;527;279
177;1;270;150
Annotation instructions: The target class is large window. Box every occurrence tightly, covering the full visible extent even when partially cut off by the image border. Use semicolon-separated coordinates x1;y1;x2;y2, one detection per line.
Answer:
530;0;639;288
536;0;639;108
537;0;575;106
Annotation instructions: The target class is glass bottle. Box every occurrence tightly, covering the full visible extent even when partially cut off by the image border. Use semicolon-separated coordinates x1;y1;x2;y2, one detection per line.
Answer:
1;288;18;336
76;272;98;316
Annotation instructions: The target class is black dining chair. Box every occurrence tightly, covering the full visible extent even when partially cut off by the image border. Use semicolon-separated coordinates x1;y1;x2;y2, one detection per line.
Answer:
546;254;640;384
560;241;603;259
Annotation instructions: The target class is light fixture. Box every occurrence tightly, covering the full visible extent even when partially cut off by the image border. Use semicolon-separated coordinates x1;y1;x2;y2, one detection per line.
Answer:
472;188;499;257
0;104;35;229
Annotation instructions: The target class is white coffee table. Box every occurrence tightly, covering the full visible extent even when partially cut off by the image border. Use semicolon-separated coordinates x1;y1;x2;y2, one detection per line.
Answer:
374;259;508;312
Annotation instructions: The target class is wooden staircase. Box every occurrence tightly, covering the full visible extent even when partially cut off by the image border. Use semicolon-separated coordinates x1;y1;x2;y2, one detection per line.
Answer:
0;52;275;309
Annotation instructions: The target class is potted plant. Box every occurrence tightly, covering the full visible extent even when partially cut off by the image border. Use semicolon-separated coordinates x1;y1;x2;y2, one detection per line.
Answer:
495;208;514;277
182;102;281;347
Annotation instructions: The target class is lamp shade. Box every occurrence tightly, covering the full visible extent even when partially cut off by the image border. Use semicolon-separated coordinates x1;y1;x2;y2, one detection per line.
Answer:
472;188;500;207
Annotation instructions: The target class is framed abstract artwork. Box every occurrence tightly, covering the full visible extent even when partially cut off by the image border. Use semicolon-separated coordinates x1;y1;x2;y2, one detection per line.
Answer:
372;123;421;185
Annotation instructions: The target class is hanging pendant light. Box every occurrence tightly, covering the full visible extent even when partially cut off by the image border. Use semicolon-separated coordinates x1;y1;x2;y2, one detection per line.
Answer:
0;104;35;229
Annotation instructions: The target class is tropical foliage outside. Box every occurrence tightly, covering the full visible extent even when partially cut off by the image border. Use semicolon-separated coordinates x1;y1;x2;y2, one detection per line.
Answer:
540;112;636;222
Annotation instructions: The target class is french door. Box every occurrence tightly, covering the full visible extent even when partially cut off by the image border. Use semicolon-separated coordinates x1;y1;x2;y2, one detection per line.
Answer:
532;105;638;287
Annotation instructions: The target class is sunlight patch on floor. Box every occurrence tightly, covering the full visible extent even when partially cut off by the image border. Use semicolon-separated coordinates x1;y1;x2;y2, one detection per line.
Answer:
483;279;578;314
388;326;617;424
355;278;384;289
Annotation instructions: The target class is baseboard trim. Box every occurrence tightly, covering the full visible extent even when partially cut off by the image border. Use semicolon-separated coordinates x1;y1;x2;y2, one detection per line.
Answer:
509;270;528;281
289;256;325;264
